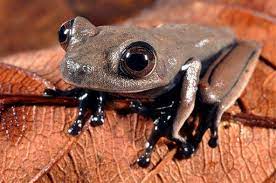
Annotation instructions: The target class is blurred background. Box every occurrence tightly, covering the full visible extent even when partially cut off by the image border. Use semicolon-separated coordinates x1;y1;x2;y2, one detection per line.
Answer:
1;0;276;58
0;0;154;57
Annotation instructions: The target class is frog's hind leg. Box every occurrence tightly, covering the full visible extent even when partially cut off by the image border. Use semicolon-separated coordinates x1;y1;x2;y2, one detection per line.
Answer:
192;41;261;152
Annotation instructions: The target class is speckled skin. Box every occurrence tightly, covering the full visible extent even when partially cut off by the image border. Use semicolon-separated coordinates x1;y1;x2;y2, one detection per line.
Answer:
61;17;235;94
47;17;261;167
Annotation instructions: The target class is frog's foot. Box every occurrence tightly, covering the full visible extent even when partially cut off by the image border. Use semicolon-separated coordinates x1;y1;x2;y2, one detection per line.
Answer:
137;126;160;167
173;133;197;159
137;141;154;167
190;104;221;150
173;132;197;159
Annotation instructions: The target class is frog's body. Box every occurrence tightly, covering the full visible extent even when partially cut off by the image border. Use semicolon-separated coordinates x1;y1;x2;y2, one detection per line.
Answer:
46;17;261;167
61;20;235;95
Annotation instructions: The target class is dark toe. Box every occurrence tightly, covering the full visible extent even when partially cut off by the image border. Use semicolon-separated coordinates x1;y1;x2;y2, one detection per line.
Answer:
177;142;196;159
67;122;83;136
208;137;218;148
90;115;104;127
137;155;151;168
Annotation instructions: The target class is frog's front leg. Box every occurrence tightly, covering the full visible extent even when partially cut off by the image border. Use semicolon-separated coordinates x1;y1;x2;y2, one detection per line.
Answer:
191;41;261;153
170;59;202;156
44;88;106;135
67;92;92;135
90;92;105;126
137;107;172;167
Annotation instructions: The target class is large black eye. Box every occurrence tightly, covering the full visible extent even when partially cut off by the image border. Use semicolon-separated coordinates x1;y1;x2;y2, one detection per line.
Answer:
120;42;156;78
58;19;74;50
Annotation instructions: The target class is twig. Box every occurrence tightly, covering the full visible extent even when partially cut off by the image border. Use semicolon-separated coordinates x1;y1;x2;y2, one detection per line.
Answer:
0;94;78;107
222;112;276;129
0;94;275;129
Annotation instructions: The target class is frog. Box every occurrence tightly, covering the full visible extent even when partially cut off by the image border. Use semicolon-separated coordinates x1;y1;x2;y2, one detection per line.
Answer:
44;16;261;167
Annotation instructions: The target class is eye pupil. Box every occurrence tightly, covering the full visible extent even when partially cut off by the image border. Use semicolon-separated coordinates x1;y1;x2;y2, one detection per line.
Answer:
121;42;156;78
125;50;149;71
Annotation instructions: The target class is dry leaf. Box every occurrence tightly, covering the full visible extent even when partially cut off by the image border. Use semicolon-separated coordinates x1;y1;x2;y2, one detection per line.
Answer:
0;0;275;182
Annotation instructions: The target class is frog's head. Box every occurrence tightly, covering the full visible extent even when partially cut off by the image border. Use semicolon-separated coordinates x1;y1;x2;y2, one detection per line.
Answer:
58;17;181;93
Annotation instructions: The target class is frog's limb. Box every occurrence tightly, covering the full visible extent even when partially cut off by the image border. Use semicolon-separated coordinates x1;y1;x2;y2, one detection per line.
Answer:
68;92;91;135
90;92;105;126
138;58;202;165
171;59;201;141
193;41;261;150
171;59;202;155
137;109;172;167
137;118;163;167
44;88;106;135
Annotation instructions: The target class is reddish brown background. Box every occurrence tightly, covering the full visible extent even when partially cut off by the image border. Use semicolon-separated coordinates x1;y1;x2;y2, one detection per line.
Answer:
0;0;275;183
0;0;154;57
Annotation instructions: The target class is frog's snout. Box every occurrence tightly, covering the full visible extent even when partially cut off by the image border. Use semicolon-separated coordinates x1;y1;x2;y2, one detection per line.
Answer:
64;58;94;76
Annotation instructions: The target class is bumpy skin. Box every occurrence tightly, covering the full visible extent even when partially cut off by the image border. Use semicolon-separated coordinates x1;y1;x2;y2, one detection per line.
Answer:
46;17;261;167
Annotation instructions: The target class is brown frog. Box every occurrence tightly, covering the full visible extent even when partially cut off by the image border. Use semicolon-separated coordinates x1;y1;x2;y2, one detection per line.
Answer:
44;17;261;167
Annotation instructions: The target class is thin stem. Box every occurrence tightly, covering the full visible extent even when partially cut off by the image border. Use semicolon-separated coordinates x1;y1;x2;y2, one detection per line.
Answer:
0;94;275;129
0;95;78;107
222;112;276;129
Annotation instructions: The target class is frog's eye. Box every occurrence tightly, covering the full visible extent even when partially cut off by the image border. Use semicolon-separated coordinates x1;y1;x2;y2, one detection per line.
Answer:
120;42;156;78
58;19;74;50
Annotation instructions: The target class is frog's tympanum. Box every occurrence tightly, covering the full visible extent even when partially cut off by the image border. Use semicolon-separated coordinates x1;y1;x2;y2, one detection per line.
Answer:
45;17;261;167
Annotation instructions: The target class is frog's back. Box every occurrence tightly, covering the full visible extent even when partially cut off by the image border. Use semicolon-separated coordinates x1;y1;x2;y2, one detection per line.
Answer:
152;24;236;63
122;24;236;86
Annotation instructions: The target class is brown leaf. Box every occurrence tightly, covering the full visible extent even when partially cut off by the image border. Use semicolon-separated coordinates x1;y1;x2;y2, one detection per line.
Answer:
0;0;275;182
0;63;78;182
